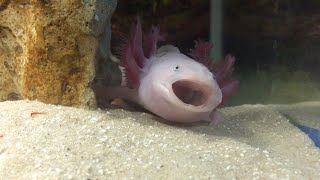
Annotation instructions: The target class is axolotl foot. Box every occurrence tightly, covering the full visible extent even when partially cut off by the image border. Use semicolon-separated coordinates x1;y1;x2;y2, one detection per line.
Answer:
207;110;224;126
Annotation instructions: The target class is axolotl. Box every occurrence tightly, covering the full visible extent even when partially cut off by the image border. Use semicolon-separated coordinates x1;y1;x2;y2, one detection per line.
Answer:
98;18;238;124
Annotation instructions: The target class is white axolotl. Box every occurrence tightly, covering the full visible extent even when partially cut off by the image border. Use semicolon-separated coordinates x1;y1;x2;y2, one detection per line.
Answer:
99;18;238;124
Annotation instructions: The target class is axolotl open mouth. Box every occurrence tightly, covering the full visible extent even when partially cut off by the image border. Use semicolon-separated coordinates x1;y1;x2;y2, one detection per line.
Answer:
172;80;211;107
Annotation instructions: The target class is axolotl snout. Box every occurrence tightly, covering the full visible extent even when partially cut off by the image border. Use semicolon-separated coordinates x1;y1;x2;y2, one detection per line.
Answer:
98;18;238;124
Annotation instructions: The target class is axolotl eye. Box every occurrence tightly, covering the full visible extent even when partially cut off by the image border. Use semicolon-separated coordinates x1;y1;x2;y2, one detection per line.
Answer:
174;65;180;71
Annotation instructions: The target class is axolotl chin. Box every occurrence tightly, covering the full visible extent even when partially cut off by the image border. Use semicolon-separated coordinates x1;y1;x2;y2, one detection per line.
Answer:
98;18;238;124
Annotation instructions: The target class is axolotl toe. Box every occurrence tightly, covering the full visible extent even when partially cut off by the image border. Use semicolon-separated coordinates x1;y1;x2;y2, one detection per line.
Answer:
99;18;238;124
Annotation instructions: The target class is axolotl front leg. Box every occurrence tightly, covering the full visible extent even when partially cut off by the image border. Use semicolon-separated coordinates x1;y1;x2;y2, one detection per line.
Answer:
92;84;140;106
208;110;224;126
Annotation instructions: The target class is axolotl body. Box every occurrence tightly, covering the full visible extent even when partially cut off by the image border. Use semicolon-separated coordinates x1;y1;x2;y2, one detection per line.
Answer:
100;18;238;124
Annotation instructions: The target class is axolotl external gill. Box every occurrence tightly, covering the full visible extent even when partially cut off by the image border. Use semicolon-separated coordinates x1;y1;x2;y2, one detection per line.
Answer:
98;18;238;124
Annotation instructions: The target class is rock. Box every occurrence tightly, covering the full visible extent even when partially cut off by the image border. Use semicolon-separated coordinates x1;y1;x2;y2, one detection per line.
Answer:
0;0;117;107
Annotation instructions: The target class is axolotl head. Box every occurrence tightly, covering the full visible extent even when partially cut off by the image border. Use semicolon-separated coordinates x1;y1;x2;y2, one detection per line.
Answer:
119;18;238;123
138;45;222;122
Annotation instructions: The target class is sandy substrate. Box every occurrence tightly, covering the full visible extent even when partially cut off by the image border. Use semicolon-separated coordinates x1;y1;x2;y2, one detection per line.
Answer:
0;100;319;179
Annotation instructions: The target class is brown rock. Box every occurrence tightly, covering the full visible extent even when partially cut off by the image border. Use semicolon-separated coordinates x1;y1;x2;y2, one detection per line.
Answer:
0;0;117;107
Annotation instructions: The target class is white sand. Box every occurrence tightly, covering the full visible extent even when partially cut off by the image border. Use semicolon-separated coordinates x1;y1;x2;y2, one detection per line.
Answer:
0;100;319;179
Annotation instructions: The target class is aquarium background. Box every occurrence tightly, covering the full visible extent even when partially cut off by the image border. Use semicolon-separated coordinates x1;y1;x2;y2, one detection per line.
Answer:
111;0;320;106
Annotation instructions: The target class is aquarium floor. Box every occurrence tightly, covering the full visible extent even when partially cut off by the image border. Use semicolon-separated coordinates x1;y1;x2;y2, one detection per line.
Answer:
0;100;319;179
